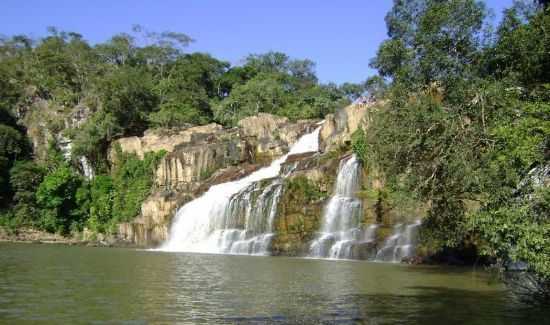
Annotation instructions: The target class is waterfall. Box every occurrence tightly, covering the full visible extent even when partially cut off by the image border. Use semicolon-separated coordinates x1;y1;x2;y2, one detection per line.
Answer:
159;126;322;254
375;220;421;262
79;156;95;180
309;155;378;260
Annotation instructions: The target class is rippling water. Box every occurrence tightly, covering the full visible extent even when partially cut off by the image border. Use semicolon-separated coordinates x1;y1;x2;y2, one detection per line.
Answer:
0;243;547;324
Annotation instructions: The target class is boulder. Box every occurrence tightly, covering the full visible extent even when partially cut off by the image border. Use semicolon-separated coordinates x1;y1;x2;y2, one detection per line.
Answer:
320;102;371;151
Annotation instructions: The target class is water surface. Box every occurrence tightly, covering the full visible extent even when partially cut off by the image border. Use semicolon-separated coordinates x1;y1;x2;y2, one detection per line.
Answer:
0;243;547;324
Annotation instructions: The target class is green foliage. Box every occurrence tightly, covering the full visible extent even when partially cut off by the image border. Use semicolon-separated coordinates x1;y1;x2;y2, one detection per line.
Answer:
285;176;324;205
372;0;488;89
0;107;30;205
286;84;350;120
363;0;550;282
485;5;550;86
214;75;289;125
110;149;165;224
9;161;46;226
364;76;388;100
71;111;119;171
0;125;26;202
351;128;368;163
35;165;84;234
72;149;165;234
472;187;550;278
96;66;157;134
80;175;114;233
149;101;208;128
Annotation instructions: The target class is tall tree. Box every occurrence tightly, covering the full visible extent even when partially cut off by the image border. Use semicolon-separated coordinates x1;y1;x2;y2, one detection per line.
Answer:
371;0;487;90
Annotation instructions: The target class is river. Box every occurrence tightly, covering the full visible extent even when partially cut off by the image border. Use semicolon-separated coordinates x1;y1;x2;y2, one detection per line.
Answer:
0;243;547;324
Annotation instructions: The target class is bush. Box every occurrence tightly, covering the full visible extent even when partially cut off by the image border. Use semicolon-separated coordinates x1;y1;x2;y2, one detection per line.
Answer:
110;149;165;224
35;165;84;234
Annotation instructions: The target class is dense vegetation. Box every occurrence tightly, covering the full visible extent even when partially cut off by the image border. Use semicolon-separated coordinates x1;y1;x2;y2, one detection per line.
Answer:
353;0;549;285
0;25;362;235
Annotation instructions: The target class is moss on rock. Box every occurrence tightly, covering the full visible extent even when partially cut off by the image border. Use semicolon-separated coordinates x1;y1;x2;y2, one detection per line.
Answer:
271;153;340;256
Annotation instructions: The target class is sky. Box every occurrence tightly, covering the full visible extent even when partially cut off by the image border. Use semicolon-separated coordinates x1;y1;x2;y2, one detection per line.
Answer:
1;0;515;84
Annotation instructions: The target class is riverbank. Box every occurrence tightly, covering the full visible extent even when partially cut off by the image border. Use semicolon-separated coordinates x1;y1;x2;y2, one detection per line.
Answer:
0;227;133;248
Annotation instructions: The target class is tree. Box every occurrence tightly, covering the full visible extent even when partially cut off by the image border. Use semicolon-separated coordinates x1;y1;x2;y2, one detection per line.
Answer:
81;175;114;233
71;111;120;171
95;33;136;66
485;3;550;86
9;161;45;225
339;82;366;101
149;53;229;127
0;108;30;205
96;66;157;134
35;165;83;234
364;76;388;100
371;0;487;90
213;75;289;125
244;51;317;86
110;149;164;223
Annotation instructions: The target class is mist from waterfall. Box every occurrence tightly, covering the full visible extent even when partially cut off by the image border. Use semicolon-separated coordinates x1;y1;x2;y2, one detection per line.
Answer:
159;126;322;254
309;155;379;259
375;220;421;262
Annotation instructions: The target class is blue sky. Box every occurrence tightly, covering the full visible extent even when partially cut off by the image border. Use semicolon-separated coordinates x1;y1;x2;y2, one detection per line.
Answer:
1;0;514;84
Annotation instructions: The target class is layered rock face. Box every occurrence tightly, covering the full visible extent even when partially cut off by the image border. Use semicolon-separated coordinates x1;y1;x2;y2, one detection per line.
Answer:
116;101;423;252
114;114;316;246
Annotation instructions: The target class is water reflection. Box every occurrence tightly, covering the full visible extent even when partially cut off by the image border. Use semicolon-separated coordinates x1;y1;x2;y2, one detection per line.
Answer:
0;243;547;324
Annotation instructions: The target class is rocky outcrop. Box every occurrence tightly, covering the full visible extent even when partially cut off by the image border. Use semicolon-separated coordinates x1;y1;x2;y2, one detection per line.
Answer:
18;97;93;162
154;131;250;191
111;124;223;159
117;191;184;246
319;102;373;152
16;97;95;180
114;114;316;247
238;114;318;161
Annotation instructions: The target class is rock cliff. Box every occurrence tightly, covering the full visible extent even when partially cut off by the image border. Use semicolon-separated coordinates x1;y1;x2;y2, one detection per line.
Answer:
114;101;423;251
114;114;317;246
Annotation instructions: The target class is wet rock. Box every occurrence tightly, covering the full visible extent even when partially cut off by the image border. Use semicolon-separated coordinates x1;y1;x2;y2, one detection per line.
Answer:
350;241;377;260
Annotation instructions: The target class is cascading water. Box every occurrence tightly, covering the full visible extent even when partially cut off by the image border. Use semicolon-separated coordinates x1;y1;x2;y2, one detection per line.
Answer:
159;126;322;254
309;155;378;259
375;220;421;262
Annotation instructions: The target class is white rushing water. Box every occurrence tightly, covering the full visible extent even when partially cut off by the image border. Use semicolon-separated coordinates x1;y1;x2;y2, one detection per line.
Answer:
375;220;421;262
309;155;379;259
159;126;322;254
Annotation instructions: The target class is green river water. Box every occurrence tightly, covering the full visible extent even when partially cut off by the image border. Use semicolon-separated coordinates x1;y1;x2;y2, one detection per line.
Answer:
0;242;547;324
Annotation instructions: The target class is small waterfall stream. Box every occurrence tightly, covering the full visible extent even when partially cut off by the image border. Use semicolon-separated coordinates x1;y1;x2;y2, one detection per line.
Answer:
375;220;421;262
309;155;378;259
159;126;322;254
